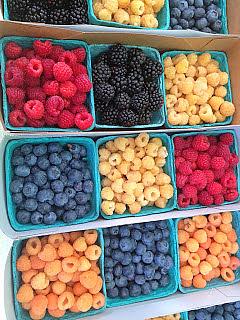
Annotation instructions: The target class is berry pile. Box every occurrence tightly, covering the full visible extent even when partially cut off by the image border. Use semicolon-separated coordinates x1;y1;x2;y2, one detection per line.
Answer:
4;40;93;130
169;0;223;33
174;133;239;208
104;222;174;300
7;0;88;25
10;142;94;226
189;301;240;320
15;231;105;319
92;44;164;127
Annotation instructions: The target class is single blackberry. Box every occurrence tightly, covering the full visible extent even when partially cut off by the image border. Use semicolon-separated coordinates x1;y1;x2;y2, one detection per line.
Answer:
119;109;138;127
100;107;119;125
145;80;159;92
137;110;152;125
148;90;164;112
109;74;127;93
130;92;149;114
95;52;109;65
8;0;31;20
108;44;128;67
128;48;147;69
127;71;144;95
69;0;89;24
48;7;70;24
94;83;115;102
111;66;127;77
143;57;163;81
95;100;109;112
25;4;48;23
114;92;130;110
93;62;111;83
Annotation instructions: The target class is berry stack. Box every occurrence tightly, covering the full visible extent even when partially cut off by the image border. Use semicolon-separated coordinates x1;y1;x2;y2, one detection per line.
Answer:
4;40;94;130
169;0;223;33
92;44;164;127
9;141;95;227
174;132;239;208
7;0;88;25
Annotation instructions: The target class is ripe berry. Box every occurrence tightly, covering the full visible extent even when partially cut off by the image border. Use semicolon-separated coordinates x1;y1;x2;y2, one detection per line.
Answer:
9;110;26;127
53;62;73;82
75;112;94;130
72;92;87;105
59;81;77;98
219;133;234;145
24;100;44;120
4;42;22;59
206;181;222;196
198;191;213;206
197;153;211;170
26;117;45;128
58;110;75;128
27;87;46;103
59;51;77;66
27;59;43;78
5;66;24;87
7;87;25;105
178;193;190;208
224;189;238;202
211;156;226;170
72;48;86;63
33;40;52;57
192;135;210;151
45;96;64;117
75;74;92;92
42;80;59;96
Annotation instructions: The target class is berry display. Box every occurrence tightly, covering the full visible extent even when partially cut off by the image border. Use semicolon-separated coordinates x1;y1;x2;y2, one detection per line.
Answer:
4;40;93;130
10;141;94;227
169;0;223;33
104;221;175;300
93;45;164;127
7;0;89;25
174;133;239;208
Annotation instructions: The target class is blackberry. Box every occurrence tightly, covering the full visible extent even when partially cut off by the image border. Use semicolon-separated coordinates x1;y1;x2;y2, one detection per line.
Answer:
95;100;109;112
111;66;127;77
69;0;89;24
128;48;147;69
93;62;111;83
108;44;128;67
115;92;130;110
95;52;109;65
48;7;70;24
127;71;144;95
130;92;149;114
100;107;119;125
109;74;127;93
25;4;48;23
8;0;31;20
143;57;163;81
94;83;115;102
46;0;67;8
137;110;152;125
145;81;159;92
148;90;164;112
119;109;138;127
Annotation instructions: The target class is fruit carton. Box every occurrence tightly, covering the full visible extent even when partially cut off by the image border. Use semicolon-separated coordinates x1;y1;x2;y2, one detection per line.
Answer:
5;136;100;232
175;211;240;294
0;36;96;132
181;312;188;320
96;132;177;220
90;44;166;129
161;50;233;129
11;229;107;320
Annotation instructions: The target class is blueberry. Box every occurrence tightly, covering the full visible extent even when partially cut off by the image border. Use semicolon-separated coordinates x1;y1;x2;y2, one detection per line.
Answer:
176;0;188;11
104;237;110;248
105;247;112;256
234;301;240;309
69;144;87;157
48;142;62;153
43;212;57;224
10;179;23;193
12;193;23;205
141;282;151;295
60;150;72;162
119;238;133;252
156;240;169;253
136;262;144;275
31;166;40;174
67;169;83;183
115;276;128;288
135;275;145;285
60;175;68;186
23;182;38;198
75;205;87;218
154;271;161;280
83;180;93;193
64;199;76;210
131;229;142;241
24;198;38;211
212;314;224;320
75;192;89;205
12;155;24;166
16;210;31;224
160;274;169;287
70;159;84;170
37;202;51;214
33;144;47;156
113;264;123;277
64;187;76;199
122;263;135;278
179;18;189;28
173;25;183;30
182;8;194;19
108;287;119;298
20;144;33;155
194;0;203;7
162;228;170;239
132;255;141;263
142;231;154;246
202;27;213;33
112;249;124;262
212;19;222;32
105;257;114;268
82;168;91;180
153;229;162;242
170;17;178;27
73;182;83;192
62;210;77;223
206;9;218;22
24;153;37;167
150;280;158;291
119;226;130;237
14;165;30;177
171;7;181;18
142;251;154;264
143;265;155;280
37;156;50;170
31;211;43;224
55;208;64;219
119;287;129;298
51;180;64;193
105;272;114;282
129;284;141;297
121;252;132;266
164;255;174;270
203;0;212;5
135;242;147;256
154;252;166;267
206;306;216;313
54;192;68;207
144;222;156;231
47;166;61;181
37;189;54;203
215;306;224;315
156;221;168;229
189;19;196;28
33;171;47;187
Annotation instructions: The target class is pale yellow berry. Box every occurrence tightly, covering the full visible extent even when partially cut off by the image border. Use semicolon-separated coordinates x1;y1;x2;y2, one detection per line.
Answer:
99;161;111;176
98;8;112;21
128;202;142;214
130;0;145;15
103;0;118;13
101;187;114;200
114;9;130;24
115;203;126;214
101;200;115;215
141;14;158;28
118;0;130;8
129;15;141;26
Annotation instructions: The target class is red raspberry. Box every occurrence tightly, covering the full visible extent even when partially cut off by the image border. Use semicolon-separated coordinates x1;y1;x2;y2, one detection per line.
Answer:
27;59;43;78
7;87;25;105
33;40;52;57
42;59;55;79
208;136;218;145
203;169;214;183
174;137;186;151
24;100;44;120
213;168;225;180
182;185;197;198
175;156;185;170
75;112;94;130
215;142;231;160
229;153;239;167
190;170;207;190
72;92;87;105
211;156;226;170
59;81;77;98
178;194;190;208
59;51;77;66
224;189;239;202
182;148;198;162
9;110;26;127
6;60;15;69
44;113;59;126
196;153;211;170
49;45;65;61
63;98;71;109
53;62;73;82
11;101;24;110
22;49;36;59
72;47;86;63
43;80;59;96
220;171;237;189
206;182;222;195
71;104;88;114
25;77;40;88
27;87;46;103
75;74;92;92
175;150;182;157
72;63;88;77
4;42;22;59
45;96;64;117
176;173;188;189
219;133;234;145
198;191;213;206
14;57;29;71
58;110;75;128
178;161;193;176
26;117;45;127
208;145;217;156
5;66;24;87
190;195;198;205
192;135;210;151
214;194;224;205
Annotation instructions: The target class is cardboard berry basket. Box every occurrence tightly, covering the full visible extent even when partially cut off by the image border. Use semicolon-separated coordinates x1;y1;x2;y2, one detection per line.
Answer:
11;229;107;320
104;219;179;307
0;36;96;132
161;50;233;129
172;129;240;211
96;132;177;219
90;44;166;129
175;211;240;294
5;136;100;232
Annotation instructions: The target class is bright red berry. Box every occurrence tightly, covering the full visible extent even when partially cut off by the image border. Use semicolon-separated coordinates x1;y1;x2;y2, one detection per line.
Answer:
9;110;26;127
43;80;59;96
26;117;45;128
213;168;225;180
4;42;22;59
174;137;186;151
176;173;188;189
198;191;213;206
75;112;93;130
42;59;55;79
58;110;75;128
214;194;224;205
208;145;217;156
24;100;45;120
192;135;210;151
59;81;77;98
196;153;211;170
7;87;25;105
202;169;215;183
59;51;77;66
70;104;88;114
215;142;231;160
224;189;239;202
190;170;207;190
178;161;193;176
44;113;59;126
229;153;239;167
5;66;24;87
33;40;52;57
14;57;29;71
45;96;64;117
27;59;43;78
49;45;65;62
72;91;87;105
219;133;234;145
53;62;73;82
182;185;197;198
72;47;86;63
27;87;46;103
175;156;185;170
211;156;226;170
220;171;237;189
206;181;222;196
182;148;198;162
75;74;92;92
178;194;190;208
72;63;88;77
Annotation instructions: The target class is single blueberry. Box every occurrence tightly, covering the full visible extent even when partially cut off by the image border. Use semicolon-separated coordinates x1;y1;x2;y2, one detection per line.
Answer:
203;0;212;5
171;7;181;18
143;265;155;280
104;237;110;248
64;187;76;199
196;17;208;29
105;247;112;256
215;306;224;315
153;229;162;242
223;313;234;320
70;159;84;170
12;155;24;166
119;226;130;237
110;227;119;236
176;0;188;11
108;287;119;298
136;262;144;275
47;166;61;181
142;231;154;246
135;242;147;256
188;311;196;320
162;228;170;239
31;212;43;224
48;142;62;153
154;252;166;268
164;255;174;270
179;18;189;28
202;27;213;33
14;165;30;177
23;182;38;198
121;252;132;266
20;144;33;156
131;229;142;241
122;263;135;278
150;280;158;291
129;284;141;297
195;0;204;7
33;171;47;187
234;301;240;309
59;161;67;171
82;168;91;180
74;182;83;192
16;210;31;224
10;179;23;193
12;193;23;205
170;17;178;27
156;240;169;254
112;249;124;262
75;192;89;205
105;257;114;268
173;25;183;30
156;220;168;229
33;144;47;157
60;150;72;162
105;272;114;282
110;237;119;250
194;7;205;18
206;306;216;313
113;264;123;277
43;212;57;224
141;282;151;295
135;275;145;285
145;222;156;231
119;287;129;298
51;180;64;193
106;280;115;290
142;251;154;264
154;271;161;280
119;237;133;252
212;19;222;32
189;19;196;28
24;198;38;211
182;8;194;19
67;169;83;183
49;152;62;166
62;210;77;223
24;153;37;166
64;199;77;210
37;202;52;214
115;276;128;288
13;147;21;157
83;180;94;193
37;156;50;170
75;205;87;218
60;175;68;186
37;189;54;203
54;192;68;207
132;255;141;263
207;9;218;22
160;274;169;287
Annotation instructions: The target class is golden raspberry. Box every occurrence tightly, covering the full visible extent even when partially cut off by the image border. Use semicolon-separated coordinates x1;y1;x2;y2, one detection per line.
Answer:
220;101;235;116
141;14;158;28
94;2;104;17
122;193;135;205
206;60;219;73
106;140;118;152
26;237;42;256
122;147;135;162
219;71;229;85
101;187;114;200
170;84;182;98
101;177;112;187
135;133;149;147
198;53;211;66
178;79;194;95
175;59;189;74
142;171;155;187
129;14;141;26
99;161;111;176
165;78;173;90
144;186;160;201
109;153;122;166
186;238;199;253
214;111;226;123
118;0;130;8
31;272;49;290
114;9;130;24
62;256;79;273
180;265;193;281
58;271;73;283
123;181;137;194
155;197;167;208
17;255;31;272
209;96;224;111
206;72;220;87
134;182;144;197
166;94;177;108
103;0;118;12
92;292;105;310
115;202;126;214
174;98;189;112
131;158;142;171
98;8;112;20
187;53;198;65
164;66;176;80
52;280;67;295
117;161;131;175
44;260;62;277
111;178;124;193
48;234;64;249
186;65;197;77
196;66;207;77
185;93;198;106
199;104;214;123
189;115;201;126
153;0;165;12
155;172;171;185
142;156;155;169
215;86;227;98
58;292;75;311
128;201;142;214
101;200;115;215
107;168;122;181
126;170;141;182
114;137;129;151
144;4;154;14
84;230;98;245
145;143;158;157
159;184;173;199
77;293;93;312
99;147;111;161
164;56;173;68
130;0;145;15
17;284;34;303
